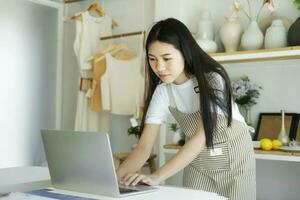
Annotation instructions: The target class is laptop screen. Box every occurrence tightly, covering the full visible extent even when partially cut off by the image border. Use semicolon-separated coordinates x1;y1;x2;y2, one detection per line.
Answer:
41;130;120;196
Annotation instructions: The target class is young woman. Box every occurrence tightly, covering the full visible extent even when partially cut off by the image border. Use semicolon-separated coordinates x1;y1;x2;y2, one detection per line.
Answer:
116;18;256;199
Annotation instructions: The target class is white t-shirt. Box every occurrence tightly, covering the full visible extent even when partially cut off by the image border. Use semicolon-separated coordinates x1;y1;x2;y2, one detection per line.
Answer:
145;74;245;124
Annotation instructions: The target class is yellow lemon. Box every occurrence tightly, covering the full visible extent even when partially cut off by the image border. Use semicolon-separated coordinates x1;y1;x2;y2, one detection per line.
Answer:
272;140;282;150
260;138;272;151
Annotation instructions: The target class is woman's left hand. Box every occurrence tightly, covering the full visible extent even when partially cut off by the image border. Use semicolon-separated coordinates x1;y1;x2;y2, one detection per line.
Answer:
120;173;160;186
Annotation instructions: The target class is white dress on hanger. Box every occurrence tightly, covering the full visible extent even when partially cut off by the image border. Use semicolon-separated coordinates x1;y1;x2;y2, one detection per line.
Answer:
73;11;112;132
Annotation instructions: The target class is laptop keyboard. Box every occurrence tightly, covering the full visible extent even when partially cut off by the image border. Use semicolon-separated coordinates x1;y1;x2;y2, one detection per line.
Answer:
119;187;139;194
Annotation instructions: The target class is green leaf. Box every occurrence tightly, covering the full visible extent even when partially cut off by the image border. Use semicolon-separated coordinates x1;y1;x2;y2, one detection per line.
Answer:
127;126;140;137
294;0;300;11
169;122;179;132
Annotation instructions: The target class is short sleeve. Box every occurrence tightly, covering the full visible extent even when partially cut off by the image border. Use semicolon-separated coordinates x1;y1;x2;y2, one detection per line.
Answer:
145;84;170;124
208;72;225;100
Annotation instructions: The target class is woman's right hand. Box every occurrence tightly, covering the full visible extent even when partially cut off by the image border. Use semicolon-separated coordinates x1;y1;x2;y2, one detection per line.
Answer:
116;124;161;185
116;168;126;182
119;172;160;186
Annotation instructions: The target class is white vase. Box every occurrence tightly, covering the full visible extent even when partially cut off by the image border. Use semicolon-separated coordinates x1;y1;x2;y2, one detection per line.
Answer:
264;19;287;49
245;107;252;125
196;32;217;53
197;10;214;40
240;106;252;126
172;130;182;144
219;16;243;52
277;109;290;146
241;21;264;50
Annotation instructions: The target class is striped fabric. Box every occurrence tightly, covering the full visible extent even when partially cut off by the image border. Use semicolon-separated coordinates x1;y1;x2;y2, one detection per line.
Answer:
167;85;256;200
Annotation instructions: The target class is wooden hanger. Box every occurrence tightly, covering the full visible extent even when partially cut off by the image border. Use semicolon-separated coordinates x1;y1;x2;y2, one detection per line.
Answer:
88;43;128;62
65;0;84;3
100;31;145;40
71;3;118;28
88;3;105;16
100;30;145;49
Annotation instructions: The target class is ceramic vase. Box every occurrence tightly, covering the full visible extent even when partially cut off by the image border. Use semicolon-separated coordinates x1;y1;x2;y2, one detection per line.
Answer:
277;109;290;146
245;107;252;125
197;10;214;40
264;19;287;49
288;17;300;46
196;32;217;53
240;106;252;125
219;16;243;52
241;21;264;50
172;130;182;144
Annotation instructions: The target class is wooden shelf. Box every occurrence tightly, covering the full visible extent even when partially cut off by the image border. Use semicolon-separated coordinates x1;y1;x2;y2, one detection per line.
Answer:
163;144;182;149
254;149;294;156
209;46;300;64
163;144;300;162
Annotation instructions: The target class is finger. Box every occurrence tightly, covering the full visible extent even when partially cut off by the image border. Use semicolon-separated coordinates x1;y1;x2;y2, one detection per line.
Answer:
141;177;152;185
121;173;134;183
118;174;125;184
120;173;133;185
132;175;145;186
119;174;128;184
119;178;124;184
124;173;140;186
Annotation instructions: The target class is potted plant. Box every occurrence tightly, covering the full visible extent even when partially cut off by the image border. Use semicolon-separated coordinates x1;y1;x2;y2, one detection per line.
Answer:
127;125;140;149
127;125;140;139
169;122;184;145
231;76;262;126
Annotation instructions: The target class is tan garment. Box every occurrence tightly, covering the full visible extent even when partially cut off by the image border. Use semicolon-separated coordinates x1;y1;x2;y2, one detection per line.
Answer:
90;55;106;112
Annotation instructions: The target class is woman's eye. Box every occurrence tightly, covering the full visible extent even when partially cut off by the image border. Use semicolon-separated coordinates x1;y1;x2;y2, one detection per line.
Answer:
149;58;156;61
163;58;171;61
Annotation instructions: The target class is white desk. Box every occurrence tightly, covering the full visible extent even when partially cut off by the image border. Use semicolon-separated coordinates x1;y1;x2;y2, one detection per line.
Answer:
0;166;51;194
0;166;227;200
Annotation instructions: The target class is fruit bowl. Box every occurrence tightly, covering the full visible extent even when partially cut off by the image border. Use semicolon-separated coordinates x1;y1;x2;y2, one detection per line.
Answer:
280;146;300;152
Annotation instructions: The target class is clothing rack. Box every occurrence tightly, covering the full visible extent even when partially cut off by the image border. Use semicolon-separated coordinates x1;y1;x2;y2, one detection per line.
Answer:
100;31;145;40
65;0;85;3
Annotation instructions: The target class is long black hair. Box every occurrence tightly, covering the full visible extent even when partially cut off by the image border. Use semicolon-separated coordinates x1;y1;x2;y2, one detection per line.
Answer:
140;18;233;148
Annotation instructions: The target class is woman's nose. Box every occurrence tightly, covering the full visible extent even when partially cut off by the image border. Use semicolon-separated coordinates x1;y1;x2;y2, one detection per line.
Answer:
156;61;166;71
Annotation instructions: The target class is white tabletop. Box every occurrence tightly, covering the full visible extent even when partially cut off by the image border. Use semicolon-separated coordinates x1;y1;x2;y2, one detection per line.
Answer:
0;166;51;194
0;166;227;200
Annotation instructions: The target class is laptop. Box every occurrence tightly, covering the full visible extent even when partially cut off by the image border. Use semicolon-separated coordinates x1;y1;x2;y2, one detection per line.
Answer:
41;129;158;197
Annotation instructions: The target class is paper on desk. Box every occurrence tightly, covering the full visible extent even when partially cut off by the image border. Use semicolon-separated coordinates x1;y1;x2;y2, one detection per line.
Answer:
2;189;101;200
0;192;51;200
2;187;227;200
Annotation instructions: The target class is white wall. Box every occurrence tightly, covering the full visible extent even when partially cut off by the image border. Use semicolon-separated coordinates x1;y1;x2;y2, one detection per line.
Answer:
0;0;57;168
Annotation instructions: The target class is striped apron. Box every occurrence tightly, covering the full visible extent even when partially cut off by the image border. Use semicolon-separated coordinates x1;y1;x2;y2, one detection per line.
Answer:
167;85;256;200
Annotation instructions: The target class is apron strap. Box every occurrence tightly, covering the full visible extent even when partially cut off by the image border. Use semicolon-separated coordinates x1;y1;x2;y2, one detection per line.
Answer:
192;77;200;93
167;84;177;108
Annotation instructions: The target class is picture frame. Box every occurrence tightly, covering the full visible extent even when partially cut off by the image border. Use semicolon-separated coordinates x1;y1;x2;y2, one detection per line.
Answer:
254;112;298;141
292;114;300;141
